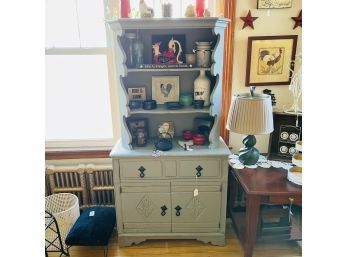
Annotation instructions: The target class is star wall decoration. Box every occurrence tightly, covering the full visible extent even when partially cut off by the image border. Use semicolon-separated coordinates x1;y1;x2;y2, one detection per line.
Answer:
291;10;302;29
240;10;258;30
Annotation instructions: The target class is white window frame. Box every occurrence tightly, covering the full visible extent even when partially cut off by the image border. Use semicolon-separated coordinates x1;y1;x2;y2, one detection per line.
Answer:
45;1;120;149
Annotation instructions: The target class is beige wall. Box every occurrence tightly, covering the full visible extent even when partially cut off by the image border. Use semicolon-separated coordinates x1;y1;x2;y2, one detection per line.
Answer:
228;0;302;154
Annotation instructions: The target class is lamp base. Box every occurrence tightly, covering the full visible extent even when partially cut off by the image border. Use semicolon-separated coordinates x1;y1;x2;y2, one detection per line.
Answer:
238;135;260;165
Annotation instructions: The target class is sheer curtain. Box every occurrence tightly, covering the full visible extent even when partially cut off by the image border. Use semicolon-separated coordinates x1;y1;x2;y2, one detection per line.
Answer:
220;0;236;144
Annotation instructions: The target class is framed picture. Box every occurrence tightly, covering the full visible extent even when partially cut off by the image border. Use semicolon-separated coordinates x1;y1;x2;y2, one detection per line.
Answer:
126;117;149;144
152;76;180;104
157;121;174;138
245;35;298;87
152;34;186;64
127;87;146;101
257;0;292;9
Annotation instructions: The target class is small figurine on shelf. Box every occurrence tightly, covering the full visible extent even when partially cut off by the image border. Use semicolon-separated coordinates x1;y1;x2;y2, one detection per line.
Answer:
161;0;173;18
204;9;211;17
185;4;196;17
139;0;154;18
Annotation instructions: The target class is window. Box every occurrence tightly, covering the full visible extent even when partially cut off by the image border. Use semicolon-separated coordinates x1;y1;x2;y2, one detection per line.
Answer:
45;0;118;148
45;0;217;148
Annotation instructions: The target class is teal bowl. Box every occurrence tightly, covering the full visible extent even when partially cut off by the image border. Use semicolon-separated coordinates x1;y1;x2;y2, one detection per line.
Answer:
180;95;193;107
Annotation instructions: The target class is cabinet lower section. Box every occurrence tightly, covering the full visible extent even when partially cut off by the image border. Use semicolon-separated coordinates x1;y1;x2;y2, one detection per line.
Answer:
112;155;229;247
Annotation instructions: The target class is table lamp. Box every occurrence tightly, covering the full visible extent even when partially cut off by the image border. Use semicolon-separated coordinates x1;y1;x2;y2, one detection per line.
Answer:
226;87;274;165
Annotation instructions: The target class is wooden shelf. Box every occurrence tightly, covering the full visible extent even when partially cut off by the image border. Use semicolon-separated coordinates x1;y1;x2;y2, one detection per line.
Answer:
129;105;210;114
127;67;211;72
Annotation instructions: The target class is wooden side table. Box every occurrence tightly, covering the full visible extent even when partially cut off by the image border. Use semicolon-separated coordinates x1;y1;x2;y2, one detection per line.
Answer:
228;166;302;257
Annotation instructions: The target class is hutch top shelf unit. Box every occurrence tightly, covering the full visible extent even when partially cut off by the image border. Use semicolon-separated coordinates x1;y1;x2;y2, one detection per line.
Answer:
107;18;230;151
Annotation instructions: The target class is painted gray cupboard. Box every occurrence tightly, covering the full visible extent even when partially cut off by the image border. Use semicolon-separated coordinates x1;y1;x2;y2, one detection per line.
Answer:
107;18;230;247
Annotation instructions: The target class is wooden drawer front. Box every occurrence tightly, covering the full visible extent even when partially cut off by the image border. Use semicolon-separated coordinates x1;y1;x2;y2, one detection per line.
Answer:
268;195;302;206
119;160;162;179
171;183;221;233
178;160;220;178
121;183;171;233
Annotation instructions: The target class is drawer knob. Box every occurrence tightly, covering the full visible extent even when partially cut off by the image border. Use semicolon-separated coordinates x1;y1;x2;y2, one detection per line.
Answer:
161;205;167;216
175;205;182;216
138;166;146;178
195;165;203;177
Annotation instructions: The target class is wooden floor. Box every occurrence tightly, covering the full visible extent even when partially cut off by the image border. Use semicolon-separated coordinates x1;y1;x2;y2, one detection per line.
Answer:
49;221;301;257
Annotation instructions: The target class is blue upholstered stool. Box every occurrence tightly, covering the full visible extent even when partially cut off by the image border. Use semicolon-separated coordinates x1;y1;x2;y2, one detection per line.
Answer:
65;207;116;257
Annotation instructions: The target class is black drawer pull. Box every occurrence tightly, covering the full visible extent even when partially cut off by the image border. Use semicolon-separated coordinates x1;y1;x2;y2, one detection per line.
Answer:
195;165;203;177
175;205;182;216
161;205;167;216
138;166;146;178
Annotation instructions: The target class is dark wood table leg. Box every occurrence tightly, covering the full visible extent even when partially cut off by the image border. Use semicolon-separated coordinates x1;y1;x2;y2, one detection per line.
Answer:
243;195;261;257
228;169;238;212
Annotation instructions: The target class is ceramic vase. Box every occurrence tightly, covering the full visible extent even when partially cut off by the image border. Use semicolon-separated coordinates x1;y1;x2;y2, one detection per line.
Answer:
133;32;144;66
194;70;210;107
120;0;131;18
196;0;205;17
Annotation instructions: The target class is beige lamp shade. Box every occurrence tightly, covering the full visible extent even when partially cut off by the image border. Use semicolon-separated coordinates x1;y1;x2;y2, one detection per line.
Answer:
226;93;274;135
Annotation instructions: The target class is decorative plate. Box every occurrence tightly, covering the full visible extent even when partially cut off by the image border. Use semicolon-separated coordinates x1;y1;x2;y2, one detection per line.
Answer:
289;133;299;141
289;147;296;155
280;131;289;140
280;145;288;153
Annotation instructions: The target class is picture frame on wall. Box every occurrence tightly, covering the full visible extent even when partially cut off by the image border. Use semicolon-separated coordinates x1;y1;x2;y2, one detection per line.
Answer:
152;76;180;104
127;87;146;101
245;35;298;87
257;0;292;9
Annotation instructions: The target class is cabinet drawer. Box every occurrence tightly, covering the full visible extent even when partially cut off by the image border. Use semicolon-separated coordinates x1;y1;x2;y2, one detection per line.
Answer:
268;195;302;206
178;160;220;178
119;160;162;179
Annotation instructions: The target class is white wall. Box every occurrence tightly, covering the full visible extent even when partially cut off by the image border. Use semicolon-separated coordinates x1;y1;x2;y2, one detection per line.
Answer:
229;0;302;154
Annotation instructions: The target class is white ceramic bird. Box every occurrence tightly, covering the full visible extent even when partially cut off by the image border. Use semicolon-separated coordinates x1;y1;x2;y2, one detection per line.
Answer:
139;0;154;18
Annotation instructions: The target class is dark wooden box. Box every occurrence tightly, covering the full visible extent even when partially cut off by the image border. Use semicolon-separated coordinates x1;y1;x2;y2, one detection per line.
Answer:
260;205;292;239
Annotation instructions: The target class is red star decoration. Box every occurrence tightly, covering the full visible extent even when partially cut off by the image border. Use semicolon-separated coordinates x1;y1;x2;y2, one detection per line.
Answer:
240;10;258;30
291;10;302;29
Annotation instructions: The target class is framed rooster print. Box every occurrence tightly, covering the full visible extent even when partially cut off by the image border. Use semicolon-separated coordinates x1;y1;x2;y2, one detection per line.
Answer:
245;35;298;87
152;76;180;104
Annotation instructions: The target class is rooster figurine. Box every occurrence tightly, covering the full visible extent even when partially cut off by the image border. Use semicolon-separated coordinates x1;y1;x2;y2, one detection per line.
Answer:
259;48;283;74
139;0;154;18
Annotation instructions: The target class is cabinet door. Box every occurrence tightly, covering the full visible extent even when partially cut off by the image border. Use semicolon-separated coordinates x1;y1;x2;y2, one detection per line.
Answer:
120;182;171;233
171;182;222;233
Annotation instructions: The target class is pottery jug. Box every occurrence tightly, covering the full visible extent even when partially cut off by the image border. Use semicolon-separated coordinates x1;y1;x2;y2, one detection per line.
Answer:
194;42;212;68
194;70;210;107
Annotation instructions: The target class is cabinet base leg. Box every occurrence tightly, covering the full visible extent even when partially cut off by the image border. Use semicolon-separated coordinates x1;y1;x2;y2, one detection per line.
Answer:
118;236;147;247
196;235;225;246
